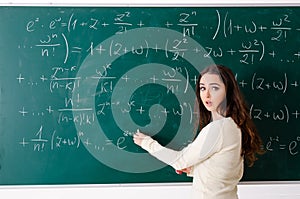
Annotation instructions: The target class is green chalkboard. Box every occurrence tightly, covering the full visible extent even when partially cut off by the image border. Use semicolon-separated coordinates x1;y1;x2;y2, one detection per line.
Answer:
0;6;299;185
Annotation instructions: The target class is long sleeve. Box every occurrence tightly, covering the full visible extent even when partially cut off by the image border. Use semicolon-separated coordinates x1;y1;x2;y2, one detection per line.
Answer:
141;118;244;199
140;119;225;170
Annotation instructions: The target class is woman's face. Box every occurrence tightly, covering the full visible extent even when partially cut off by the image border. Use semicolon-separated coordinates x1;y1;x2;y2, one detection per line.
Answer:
199;73;226;114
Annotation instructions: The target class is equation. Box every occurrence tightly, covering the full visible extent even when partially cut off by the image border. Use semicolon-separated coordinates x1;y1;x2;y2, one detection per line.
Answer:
17;10;300;66
7;8;300;160
265;136;300;156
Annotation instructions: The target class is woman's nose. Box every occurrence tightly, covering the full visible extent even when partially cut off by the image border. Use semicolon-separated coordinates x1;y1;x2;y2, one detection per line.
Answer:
205;89;211;98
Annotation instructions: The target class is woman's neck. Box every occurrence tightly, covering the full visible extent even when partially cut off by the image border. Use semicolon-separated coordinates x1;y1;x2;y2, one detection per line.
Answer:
211;112;225;121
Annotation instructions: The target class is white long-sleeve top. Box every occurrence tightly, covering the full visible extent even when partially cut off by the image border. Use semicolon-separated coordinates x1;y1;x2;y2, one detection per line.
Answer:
140;117;243;199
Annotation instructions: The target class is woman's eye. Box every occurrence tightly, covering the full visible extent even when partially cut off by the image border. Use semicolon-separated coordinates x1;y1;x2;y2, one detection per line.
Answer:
199;86;205;91
212;86;219;91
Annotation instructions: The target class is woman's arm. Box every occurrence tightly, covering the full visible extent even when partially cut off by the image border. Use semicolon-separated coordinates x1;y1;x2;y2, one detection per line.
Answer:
133;132;193;175
133;122;224;170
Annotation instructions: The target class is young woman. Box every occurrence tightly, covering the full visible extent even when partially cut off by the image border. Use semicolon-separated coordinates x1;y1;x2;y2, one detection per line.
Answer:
133;64;264;199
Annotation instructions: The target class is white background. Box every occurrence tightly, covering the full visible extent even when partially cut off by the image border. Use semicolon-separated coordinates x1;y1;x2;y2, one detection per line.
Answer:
0;0;300;198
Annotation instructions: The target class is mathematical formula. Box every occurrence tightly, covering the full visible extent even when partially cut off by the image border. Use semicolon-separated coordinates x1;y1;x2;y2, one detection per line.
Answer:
9;8;299;161
19;126;300;157
266;136;300;156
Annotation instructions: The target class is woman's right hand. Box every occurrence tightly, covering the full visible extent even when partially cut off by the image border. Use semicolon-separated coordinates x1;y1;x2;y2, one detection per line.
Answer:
133;130;147;147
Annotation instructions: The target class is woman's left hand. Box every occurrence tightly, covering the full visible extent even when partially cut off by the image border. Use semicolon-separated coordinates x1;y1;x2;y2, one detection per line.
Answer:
133;131;147;146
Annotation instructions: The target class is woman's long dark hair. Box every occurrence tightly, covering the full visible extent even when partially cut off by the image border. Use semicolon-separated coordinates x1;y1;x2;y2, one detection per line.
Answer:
195;64;264;167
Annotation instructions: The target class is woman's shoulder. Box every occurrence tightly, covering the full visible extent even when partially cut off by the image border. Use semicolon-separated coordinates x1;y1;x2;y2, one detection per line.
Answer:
221;117;241;136
209;117;239;131
200;117;239;135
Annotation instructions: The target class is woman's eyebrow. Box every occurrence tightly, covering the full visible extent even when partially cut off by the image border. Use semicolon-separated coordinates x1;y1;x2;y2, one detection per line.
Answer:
209;83;221;86
199;82;221;86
